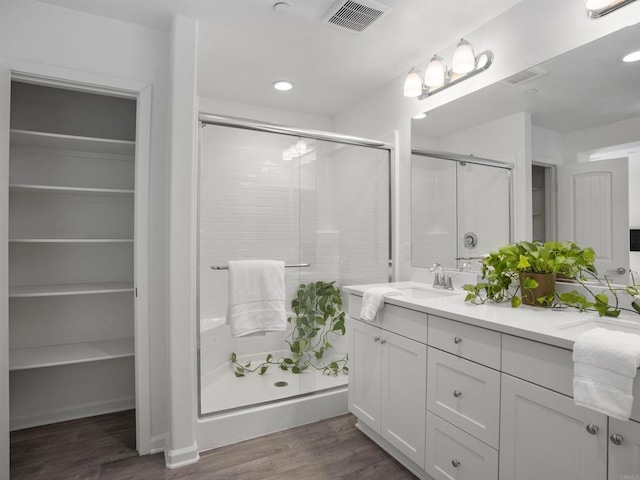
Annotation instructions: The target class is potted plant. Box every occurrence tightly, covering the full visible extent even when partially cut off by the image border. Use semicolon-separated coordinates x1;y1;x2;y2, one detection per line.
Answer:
463;241;597;308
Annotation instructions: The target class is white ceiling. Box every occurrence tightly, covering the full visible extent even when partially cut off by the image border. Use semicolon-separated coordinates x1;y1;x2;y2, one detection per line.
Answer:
412;20;640;138
36;0;523;116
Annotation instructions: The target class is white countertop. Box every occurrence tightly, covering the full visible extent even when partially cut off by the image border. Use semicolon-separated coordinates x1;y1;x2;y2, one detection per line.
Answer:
343;281;640;350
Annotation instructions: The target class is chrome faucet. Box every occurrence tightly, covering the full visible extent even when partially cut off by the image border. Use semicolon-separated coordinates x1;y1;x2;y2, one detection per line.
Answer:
430;263;444;289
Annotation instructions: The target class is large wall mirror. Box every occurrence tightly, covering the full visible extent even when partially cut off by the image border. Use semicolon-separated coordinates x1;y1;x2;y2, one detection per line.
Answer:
411;21;640;284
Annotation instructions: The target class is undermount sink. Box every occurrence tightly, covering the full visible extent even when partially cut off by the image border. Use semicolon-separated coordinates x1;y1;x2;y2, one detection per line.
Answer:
395;285;461;300
554;316;640;336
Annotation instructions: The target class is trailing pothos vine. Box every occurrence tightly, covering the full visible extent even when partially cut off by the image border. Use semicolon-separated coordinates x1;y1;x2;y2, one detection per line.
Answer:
230;280;348;377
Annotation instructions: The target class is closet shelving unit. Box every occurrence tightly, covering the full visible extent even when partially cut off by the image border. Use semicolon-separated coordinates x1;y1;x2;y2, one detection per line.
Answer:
8;83;137;429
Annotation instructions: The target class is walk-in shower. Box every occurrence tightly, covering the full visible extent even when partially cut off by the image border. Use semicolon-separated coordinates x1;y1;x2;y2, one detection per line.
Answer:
197;115;392;420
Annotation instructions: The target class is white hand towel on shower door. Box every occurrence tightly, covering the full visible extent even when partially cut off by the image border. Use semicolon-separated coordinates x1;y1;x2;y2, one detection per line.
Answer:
226;260;287;338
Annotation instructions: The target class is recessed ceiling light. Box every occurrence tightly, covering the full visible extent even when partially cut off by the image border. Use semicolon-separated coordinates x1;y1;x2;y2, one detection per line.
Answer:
621;50;640;63
412;113;427;119
273;80;293;91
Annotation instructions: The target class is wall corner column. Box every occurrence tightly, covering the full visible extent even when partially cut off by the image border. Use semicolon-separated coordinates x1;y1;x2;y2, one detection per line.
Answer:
166;14;200;469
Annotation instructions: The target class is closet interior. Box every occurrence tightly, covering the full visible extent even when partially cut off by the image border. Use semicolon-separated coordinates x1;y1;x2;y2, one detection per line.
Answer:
8;81;137;431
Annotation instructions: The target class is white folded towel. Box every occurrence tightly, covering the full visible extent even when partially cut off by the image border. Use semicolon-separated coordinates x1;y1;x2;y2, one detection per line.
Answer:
226;260;287;338
572;327;640;420
360;287;407;322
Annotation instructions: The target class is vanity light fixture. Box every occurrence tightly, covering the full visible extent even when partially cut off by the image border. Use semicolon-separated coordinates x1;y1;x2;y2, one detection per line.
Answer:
403;39;494;100
273;80;293;91
585;0;638;18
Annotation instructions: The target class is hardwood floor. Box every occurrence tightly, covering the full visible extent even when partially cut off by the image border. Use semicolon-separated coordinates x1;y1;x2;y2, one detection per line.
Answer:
10;411;418;479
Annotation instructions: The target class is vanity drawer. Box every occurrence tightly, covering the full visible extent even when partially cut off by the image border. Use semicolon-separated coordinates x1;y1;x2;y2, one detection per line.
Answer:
427;348;501;448
425;411;499;480
428;315;501;369
502;334;573;397
347;294;427;344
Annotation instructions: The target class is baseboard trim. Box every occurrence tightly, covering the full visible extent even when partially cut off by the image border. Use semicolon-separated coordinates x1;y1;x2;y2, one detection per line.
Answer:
10;397;135;431
149;434;167;455
165;441;200;469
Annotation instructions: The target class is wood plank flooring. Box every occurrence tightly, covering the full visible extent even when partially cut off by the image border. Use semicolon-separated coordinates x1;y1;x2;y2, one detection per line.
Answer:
10;410;418;479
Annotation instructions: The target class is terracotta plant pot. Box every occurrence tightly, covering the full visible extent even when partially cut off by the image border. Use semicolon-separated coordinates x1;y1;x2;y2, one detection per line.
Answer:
519;272;556;307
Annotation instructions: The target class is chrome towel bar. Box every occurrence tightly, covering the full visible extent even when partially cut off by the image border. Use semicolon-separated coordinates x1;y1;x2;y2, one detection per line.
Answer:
211;263;311;270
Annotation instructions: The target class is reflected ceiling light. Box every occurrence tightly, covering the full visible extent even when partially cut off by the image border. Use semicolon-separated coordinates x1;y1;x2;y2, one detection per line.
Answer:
412;112;427;119
403;38;493;100
622;49;640;62
585;0;638;17
273;80;293;91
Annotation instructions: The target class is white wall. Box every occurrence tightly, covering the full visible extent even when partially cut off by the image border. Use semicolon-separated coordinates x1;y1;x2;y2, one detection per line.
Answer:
333;0;640;282
0;0;171;457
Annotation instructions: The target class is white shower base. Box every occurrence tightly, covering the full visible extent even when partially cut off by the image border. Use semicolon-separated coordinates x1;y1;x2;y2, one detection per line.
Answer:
200;350;348;415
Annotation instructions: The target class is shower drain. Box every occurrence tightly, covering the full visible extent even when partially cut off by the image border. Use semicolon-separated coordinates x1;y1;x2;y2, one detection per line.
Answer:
274;381;288;387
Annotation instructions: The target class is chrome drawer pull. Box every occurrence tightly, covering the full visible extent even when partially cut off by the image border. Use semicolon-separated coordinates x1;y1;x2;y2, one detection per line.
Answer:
373;337;380;343
453;390;462;398
610;434;624;445
451;459;461;468
454;336;463;344
585;424;599;435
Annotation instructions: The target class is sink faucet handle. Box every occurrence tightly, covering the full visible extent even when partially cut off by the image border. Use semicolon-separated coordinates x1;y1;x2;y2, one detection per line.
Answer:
430;262;442;272
433;272;441;288
445;275;454;290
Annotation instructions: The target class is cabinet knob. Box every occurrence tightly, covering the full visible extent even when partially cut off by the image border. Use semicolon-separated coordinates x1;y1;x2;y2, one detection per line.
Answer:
453;390;462;398
610;433;624;446
585;423;599;435
454;336;463;344
380;340;387;345
451;459;461;468
373;337;380;343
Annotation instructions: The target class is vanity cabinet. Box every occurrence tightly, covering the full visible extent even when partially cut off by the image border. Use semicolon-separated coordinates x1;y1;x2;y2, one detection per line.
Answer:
345;288;640;480
499;373;607;480
608;418;640;480
348;297;427;468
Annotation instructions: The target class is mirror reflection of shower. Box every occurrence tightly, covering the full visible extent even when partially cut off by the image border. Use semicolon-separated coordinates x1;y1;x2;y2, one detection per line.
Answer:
197;119;391;416
411;150;512;271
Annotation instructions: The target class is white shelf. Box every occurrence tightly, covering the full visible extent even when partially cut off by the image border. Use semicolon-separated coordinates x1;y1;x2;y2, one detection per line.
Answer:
9;238;133;243
9;337;134;371
9;282;134;298
9;184;134;196
10;129;135;157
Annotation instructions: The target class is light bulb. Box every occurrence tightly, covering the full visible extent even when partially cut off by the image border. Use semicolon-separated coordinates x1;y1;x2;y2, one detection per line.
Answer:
403;68;424;97
452;39;476;74
622;50;640;62
424;55;447;88
273;80;293;91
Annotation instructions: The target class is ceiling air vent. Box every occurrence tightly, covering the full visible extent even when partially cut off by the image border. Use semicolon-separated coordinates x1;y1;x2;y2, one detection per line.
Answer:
321;0;391;34
502;66;548;86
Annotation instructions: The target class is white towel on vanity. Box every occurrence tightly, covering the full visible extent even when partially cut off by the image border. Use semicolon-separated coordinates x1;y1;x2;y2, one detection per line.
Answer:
359;287;407;322
226;260;287;338
572;327;640;420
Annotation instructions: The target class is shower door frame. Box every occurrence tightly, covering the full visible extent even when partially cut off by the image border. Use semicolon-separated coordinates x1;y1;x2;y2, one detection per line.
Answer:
196;113;395;418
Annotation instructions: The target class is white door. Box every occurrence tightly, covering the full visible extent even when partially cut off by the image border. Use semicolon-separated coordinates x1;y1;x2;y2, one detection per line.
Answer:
0;62;10;480
348;319;382;433
608;417;640;479
500;374;607;480
558;158;630;283
380;330;427;468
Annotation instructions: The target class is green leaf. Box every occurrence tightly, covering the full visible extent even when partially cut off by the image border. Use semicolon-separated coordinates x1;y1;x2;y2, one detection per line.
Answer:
266;353;273;362
283;358;294;364
292;366;300;374
632;300;640;314
236;366;245;373
230;352;237;363
259;365;268;375
511;296;521;308
234;372;245;377
244;361;251;368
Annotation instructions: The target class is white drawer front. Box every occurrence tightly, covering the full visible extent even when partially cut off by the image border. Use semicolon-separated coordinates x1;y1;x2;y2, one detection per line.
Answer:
502;334;573;397
427;348;501;448
426;411;499;480
428;315;501;369
347;294;427;344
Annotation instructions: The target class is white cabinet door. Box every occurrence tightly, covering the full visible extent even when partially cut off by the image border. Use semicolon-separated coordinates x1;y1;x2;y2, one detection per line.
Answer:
500;374;607;480
348;318;382;432
380;330;427;468
608;418;640;479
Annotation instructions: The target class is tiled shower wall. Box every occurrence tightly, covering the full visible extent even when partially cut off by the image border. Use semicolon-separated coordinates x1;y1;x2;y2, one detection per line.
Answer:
198;125;390;373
